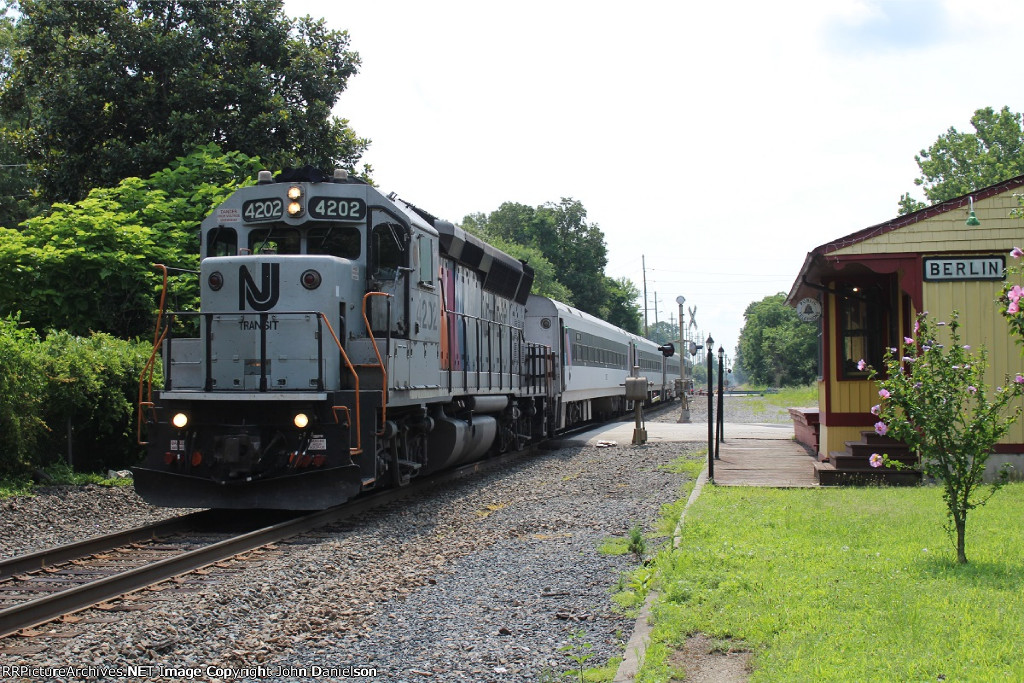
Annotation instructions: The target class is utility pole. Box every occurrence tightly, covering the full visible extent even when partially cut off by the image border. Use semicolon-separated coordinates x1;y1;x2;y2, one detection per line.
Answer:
642;255;648;337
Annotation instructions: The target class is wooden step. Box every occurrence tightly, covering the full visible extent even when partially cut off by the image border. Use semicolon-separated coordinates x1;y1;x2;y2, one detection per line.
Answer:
841;442;913;461
858;431;907;446
832;452;917;470
813;460;921;486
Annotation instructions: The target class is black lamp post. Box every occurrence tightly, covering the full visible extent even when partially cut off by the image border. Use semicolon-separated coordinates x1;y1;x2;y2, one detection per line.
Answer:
706;334;714;481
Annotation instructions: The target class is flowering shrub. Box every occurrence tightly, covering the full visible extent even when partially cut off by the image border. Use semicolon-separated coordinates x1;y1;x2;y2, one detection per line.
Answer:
865;310;1024;564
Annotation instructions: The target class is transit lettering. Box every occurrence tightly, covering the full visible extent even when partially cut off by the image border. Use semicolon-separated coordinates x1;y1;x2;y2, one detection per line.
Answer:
238;319;279;331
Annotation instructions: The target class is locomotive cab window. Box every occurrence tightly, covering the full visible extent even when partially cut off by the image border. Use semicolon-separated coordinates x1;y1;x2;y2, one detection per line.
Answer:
371;217;408;280
249;228;300;255
306;226;361;259
416;234;435;286
206;227;237;257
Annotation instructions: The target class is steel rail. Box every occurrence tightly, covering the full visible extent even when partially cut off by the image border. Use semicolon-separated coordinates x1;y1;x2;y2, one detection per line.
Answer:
0;510;217;581
0;447;536;640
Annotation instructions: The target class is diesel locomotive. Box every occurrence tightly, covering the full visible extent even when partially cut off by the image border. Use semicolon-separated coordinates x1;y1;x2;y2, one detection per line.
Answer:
135;167;678;509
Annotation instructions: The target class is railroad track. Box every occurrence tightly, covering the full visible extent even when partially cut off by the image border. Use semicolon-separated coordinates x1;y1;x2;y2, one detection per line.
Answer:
0;446;539;640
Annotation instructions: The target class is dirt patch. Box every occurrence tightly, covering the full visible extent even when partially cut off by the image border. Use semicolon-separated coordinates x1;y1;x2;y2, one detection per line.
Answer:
667;633;752;682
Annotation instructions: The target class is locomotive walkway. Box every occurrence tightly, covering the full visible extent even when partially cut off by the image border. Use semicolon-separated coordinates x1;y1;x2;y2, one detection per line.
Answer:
580;420;819;487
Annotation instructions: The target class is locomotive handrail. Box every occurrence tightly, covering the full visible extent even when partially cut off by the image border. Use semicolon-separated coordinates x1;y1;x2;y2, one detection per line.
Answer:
137;263;172;445
138;302;365;455
436;275;543;396
361;292;391;436
315;313;363;457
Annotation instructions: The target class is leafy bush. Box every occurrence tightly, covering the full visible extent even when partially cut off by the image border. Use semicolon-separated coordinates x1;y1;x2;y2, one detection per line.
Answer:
0;144;262;337
37;331;156;471
0;315;46;475
0;317;157;477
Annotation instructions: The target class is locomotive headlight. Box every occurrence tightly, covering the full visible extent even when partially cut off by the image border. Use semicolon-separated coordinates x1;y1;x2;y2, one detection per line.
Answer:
300;269;322;290
287;185;304;217
172;412;189;429
208;271;224;291
293;413;310;429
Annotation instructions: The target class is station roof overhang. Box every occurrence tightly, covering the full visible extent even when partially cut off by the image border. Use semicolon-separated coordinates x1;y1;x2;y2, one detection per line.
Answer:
786;173;1024;310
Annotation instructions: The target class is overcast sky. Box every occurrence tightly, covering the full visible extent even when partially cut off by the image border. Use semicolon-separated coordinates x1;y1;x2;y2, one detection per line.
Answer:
284;0;1021;361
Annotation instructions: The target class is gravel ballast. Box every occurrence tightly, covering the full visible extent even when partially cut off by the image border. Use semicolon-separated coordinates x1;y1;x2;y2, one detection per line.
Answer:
0;396;793;681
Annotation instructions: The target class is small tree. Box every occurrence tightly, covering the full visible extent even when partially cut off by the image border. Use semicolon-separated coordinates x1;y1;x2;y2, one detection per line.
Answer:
867;312;1024;564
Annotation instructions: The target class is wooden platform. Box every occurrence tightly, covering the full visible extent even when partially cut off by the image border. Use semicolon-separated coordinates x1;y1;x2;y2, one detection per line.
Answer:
711;436;820;487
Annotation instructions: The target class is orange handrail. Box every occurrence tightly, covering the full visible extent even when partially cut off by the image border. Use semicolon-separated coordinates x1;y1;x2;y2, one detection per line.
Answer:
316;313;363;456
361;292;391;435
137;264;171;444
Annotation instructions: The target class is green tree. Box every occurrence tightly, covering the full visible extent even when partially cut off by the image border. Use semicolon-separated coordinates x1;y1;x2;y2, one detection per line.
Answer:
601;276;641;334
645;320;677;345
870;312;1024;564
540;198;609;314
0;0;368;210
738;293;818;386
0;145;262;337
464;199;639;327
461;212;573;304
898;106;1024;214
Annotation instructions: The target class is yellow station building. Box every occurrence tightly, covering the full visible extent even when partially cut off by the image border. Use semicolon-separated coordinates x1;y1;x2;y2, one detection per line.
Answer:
787;175;1024;480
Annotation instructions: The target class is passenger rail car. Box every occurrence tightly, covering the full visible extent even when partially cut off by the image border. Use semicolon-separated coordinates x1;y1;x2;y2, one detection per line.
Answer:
135;168;675;509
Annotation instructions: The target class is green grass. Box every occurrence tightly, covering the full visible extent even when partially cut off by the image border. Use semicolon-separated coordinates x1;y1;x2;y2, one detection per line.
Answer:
639;483;1024;682
760;384;817;408
0;461;132;499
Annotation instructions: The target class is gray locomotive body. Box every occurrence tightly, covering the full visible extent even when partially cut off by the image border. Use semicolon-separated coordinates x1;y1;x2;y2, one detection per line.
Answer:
134;169;673;509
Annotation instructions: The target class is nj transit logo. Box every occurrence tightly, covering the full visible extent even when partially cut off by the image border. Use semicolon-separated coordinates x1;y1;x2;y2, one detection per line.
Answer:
238;264;280;311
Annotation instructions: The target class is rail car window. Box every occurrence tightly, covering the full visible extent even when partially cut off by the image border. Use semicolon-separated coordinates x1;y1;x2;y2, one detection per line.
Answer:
307;226;361;259
206;227;237;257
249;228;301;255
371;217;408;280
568;329;628;369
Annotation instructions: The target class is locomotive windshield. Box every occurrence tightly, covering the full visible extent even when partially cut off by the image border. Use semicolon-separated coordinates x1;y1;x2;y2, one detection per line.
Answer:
307;226;361;258
249;227;301;254
206;227;237;257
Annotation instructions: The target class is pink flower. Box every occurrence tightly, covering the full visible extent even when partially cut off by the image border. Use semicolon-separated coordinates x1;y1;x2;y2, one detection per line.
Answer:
874;421;888;436
914;320;920;334
871;404;881;416
904;337;914;345
1016;374;1024;384
878;389;890;399
869;453;883;468
857;359;867;371
1012;247;1023;259
1009;285;1024;303
1010;300;1020;315
968;385;977;394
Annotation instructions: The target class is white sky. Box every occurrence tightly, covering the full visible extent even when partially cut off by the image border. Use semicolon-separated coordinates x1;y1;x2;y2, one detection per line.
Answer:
284;0;1022;362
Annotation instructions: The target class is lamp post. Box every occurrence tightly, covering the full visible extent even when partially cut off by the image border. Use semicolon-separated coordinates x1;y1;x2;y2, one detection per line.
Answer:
716;346;725;459
676;295;690;423
706;334;714;481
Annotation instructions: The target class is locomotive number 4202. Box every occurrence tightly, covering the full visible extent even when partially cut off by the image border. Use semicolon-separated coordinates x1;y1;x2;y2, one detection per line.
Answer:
309;197;367;221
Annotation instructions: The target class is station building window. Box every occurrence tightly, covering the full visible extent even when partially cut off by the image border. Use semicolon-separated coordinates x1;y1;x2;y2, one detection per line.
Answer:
839;282;886;379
